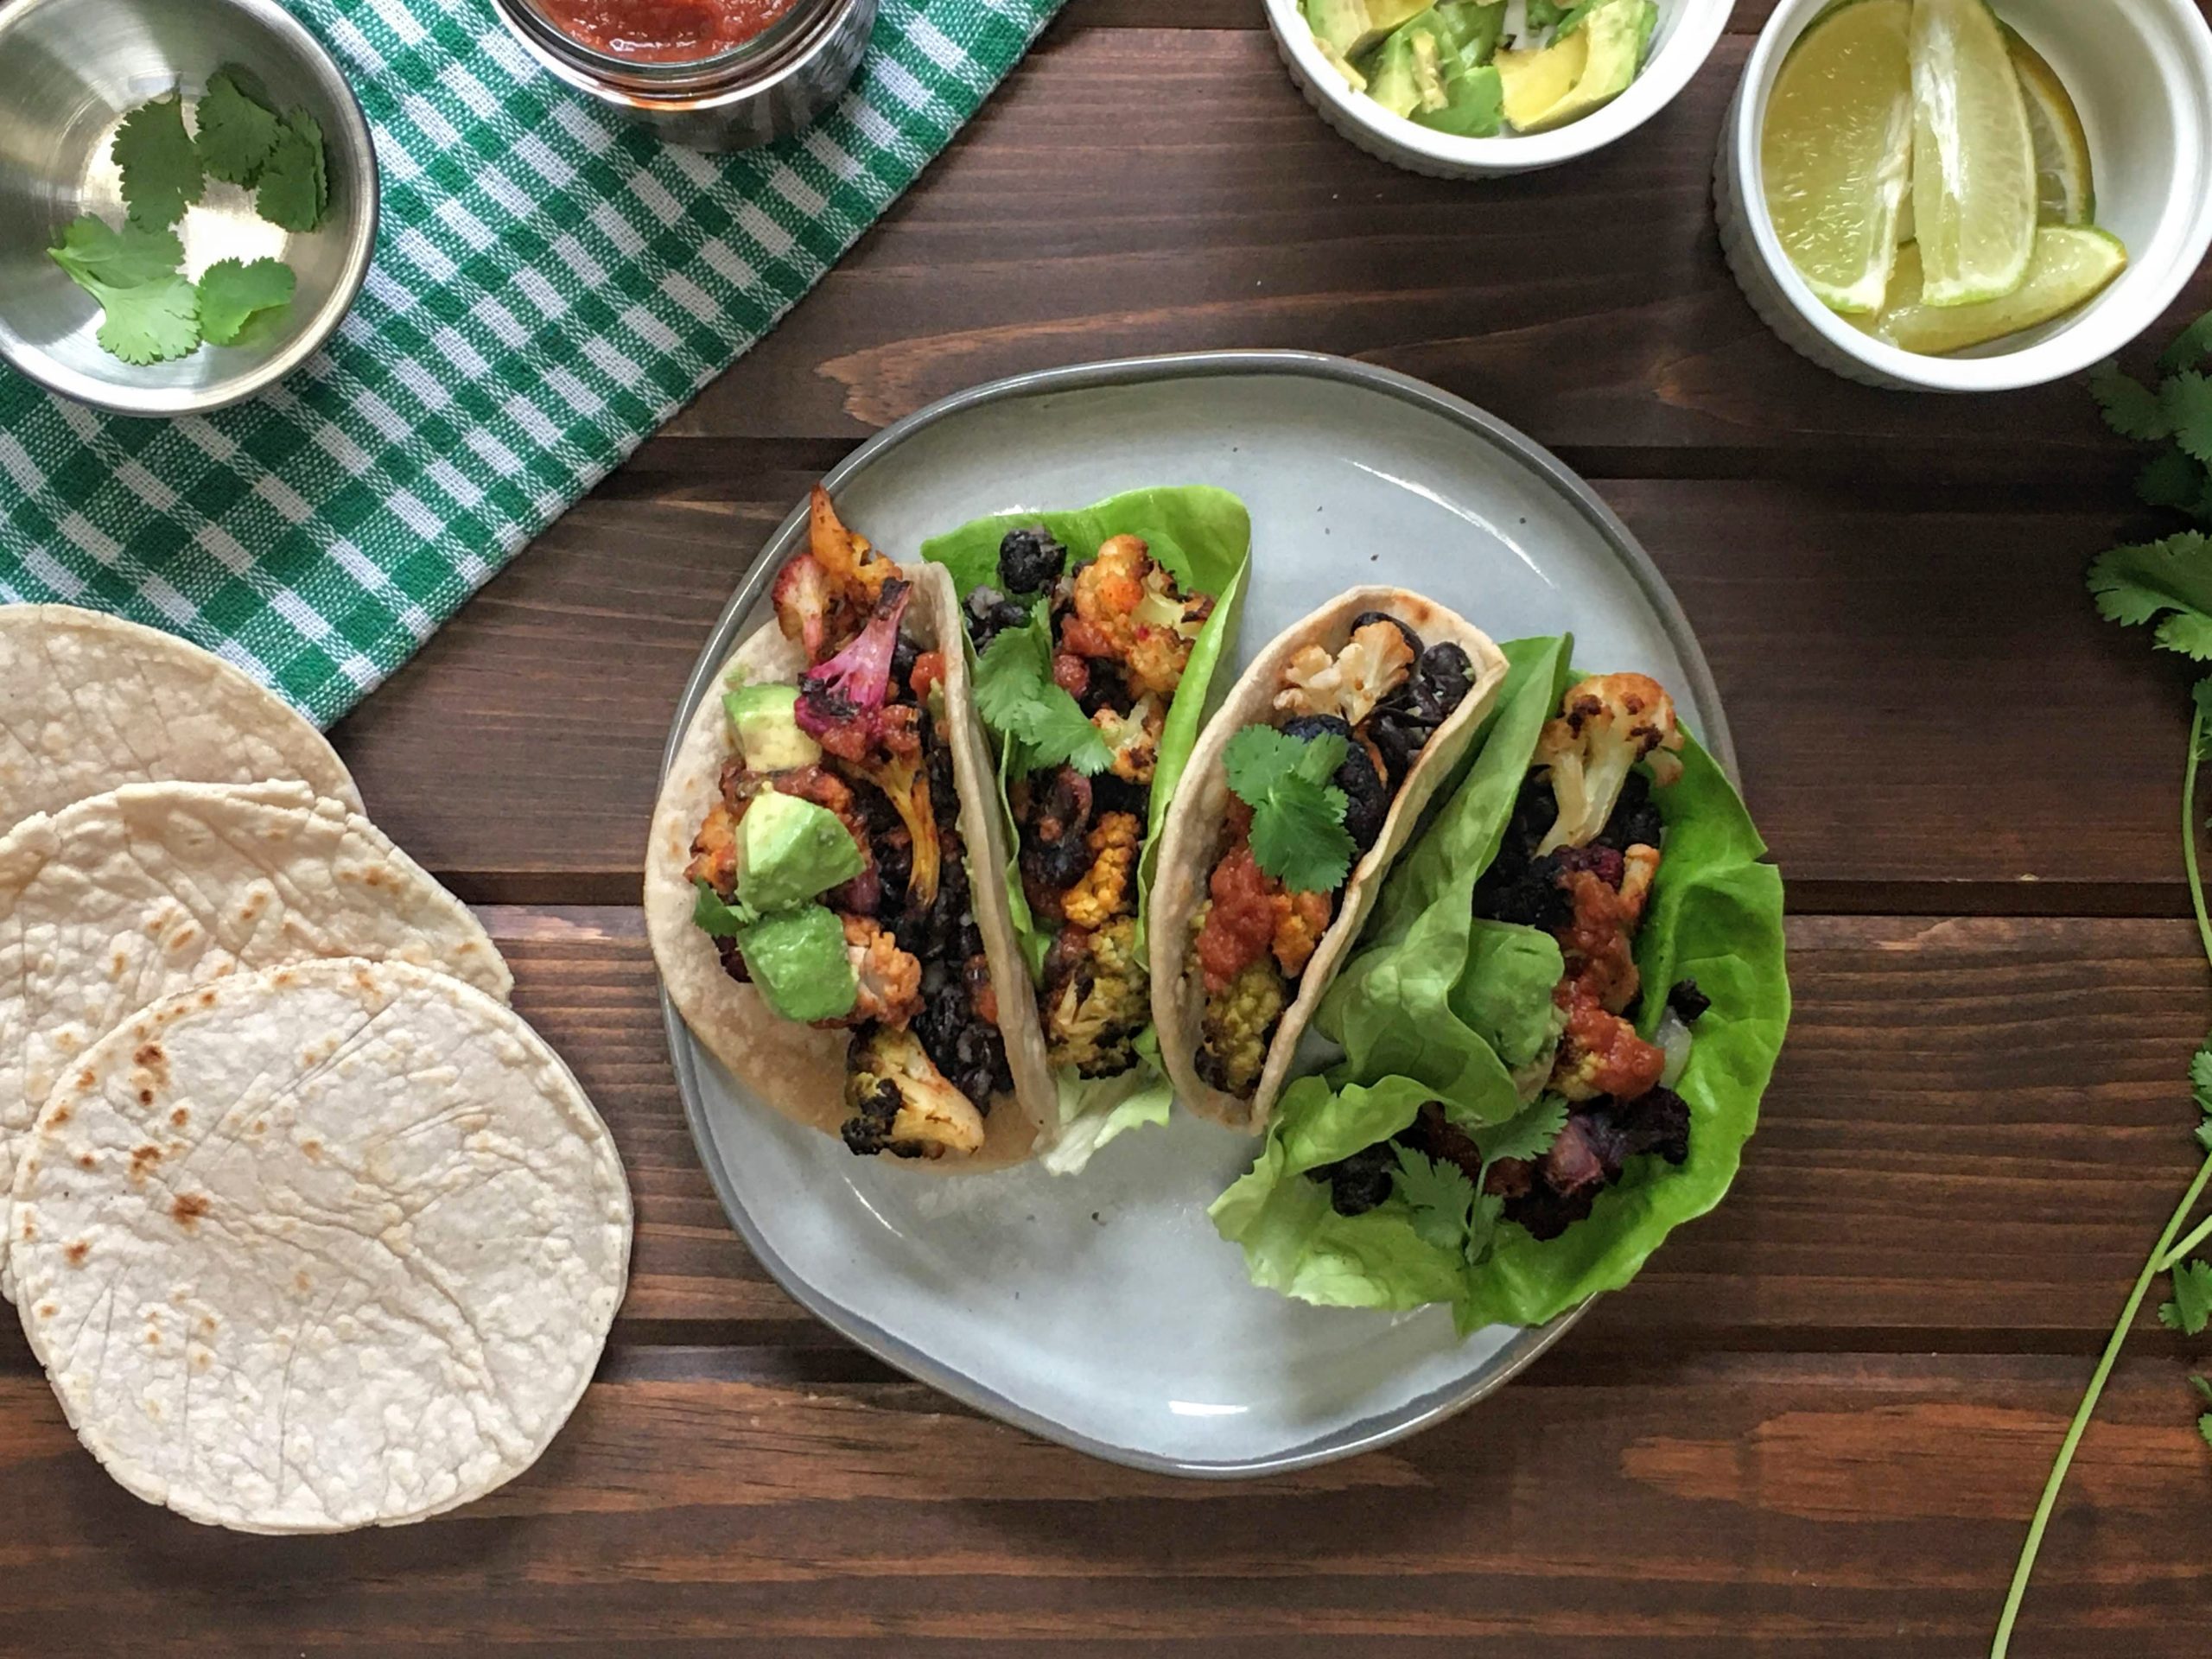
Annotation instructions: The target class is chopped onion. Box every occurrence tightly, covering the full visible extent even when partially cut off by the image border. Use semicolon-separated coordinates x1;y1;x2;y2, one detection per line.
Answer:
1656;1008;1693;1090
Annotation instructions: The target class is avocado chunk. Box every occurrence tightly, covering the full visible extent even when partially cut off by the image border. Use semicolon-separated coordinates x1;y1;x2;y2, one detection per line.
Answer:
738;903;857;1025
1363;26;1423;118
1497;0;1652;134
1303;0;1431;60
736;788;866;914
726;683;820;772
1414;58;1504;136
1432;0;1504;63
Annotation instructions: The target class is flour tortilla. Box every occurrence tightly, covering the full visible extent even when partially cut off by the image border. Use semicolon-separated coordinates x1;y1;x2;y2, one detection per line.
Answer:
643;563;1053;1167
0;606;359;830
11;958;631;1534
0;779;512;1292
1150;588;1510;1134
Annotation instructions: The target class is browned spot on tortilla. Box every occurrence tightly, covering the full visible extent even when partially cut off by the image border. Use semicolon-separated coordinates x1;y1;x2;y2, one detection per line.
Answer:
16;1217;30;1241
128;1144;162;1184
354;966;378;995
167;924;198;952
170;1106;188;1127
238;890;266;920
146;1331;160;1345
110;949;127;979
199;988;217;1007
63;1240;87;1267
301;1139;322;1163
270;968;296;988
293;1269;312;1294
37;1304;55;1320
250;1118;266;1135
47;1103;69;1127
192;1350;212;1373
137;1089;154;1107
76;1152;95;1170
364;868;385;887
198;1315;217;1336
134;1044;162;1068
171;1192;210;1229
75;1070;95;1092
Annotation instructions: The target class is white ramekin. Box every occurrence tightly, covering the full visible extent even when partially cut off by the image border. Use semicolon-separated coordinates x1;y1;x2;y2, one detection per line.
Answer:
1265;0;1737;179
1717;0;2212;392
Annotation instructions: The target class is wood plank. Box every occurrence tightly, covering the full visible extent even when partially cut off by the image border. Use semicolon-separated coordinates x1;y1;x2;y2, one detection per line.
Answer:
660;28;2209;473
331;478;2191;900
8;906;2164;1345
0;1345;2203;1655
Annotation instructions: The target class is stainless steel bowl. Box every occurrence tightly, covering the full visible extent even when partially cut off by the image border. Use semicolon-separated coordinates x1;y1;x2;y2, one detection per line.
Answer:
490;0;875;152
0;0;379;418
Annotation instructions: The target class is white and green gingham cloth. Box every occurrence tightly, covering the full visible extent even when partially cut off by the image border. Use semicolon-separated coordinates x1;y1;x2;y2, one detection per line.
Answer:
0;0;1062;724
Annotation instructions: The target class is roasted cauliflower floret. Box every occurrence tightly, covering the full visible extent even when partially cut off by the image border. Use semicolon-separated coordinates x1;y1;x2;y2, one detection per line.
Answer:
1270;885;1333;980
1274;620;1416;728
1198;957;1288;1099
1041;917;1148;1078
1061;536;1208;700
842;1024;986;1159
832;915;923;1028
1063;811;1141;931
1091;695;1163;785
1550;992;1667;1103
773;487;896;662
1535;674;1684;855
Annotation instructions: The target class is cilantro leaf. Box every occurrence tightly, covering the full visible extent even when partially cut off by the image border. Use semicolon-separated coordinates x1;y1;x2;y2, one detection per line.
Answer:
2088;535;2212;658
1391;1146;1476;1252
48;219;200;365
971;616;1110;775
691;879;758;939
2164;372;2212;467
2200;1414;2212;1451
256;108;328;232
2091;363;2174;442
2158;1259;2212;1334
2192;1373;2212;1406
1222;723;1356;893
196;257;295;346
47;215;183;287
194;70;283;187
112;92;204;228
2138;448;2209;513
1476;1094;1570;1166
2190;1037;2212;1116
2163;315;2212;377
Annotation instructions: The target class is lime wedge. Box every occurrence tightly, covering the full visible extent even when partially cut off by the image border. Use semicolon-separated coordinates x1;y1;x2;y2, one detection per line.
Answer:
2006;28;2094;225
1853;226;2126;353
1762;0;1915;315
1910;0;2038;307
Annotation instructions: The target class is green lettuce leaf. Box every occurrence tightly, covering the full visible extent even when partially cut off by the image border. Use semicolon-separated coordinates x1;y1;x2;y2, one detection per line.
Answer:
922;487;1252;1160
1217;645;1789;1331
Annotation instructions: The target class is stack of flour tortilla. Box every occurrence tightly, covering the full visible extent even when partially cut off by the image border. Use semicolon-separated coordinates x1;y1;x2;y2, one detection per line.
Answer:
0;607;632;1534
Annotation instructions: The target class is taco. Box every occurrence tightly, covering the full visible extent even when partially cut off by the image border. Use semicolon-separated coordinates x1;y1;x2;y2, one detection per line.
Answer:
1210;638;1790;1330
920;489;1251;1172
1149;589;1510;1133
645;489;1054;1166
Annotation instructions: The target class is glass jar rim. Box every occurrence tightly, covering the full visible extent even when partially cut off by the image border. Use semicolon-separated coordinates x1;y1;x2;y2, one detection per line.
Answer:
506;0;842;89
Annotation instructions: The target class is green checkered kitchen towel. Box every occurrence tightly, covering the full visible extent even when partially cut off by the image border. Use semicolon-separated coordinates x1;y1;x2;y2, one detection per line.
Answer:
0;0;1062;725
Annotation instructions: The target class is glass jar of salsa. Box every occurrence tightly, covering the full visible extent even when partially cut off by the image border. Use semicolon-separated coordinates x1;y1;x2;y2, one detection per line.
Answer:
491;0;874;151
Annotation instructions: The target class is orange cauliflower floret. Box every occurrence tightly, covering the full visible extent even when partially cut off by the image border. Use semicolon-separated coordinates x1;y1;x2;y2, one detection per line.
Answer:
1274;620;1415;728
1092;695;1163;785
1064;536;1209;700
1062;811;1141;931
1270;886;1333;980
828;914;923;1028
1535;673;1685;854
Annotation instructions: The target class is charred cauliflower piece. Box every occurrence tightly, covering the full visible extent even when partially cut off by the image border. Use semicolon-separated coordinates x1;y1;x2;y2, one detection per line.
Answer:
1042;917;1148;1077
1535;674;1684;855
1274;620;1417;729
1198;957;1288;1098
1092;696;1163;785
1062;536;1208;701
833;915;924;1027
1063;811;1141;931
842;1024;986;1159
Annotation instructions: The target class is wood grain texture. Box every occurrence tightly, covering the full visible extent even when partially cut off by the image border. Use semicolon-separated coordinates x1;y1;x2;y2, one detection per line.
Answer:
1;1347;2203;1655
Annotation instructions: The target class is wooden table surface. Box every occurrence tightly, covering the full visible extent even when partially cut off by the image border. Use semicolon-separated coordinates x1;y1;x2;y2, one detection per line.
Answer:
11;3;2212;1654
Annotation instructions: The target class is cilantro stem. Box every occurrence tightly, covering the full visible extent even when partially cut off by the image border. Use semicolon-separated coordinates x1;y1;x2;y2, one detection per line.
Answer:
1991;1149;2212;1657
1993;707;2212;1656
2160;1211;2212;1274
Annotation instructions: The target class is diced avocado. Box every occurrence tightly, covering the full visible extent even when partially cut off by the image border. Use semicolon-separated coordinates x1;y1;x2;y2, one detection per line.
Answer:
1433;0;1503;63
1414;60;1505;136
736;788;866;914
1409;26;1450;111
1364;27;1423;118
1498;0;1651;134
726;683;820;772
1304;0;1431;60
738;903;857;1025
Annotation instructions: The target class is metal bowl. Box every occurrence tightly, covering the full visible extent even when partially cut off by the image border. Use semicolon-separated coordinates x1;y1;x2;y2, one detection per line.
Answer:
0;0;378;418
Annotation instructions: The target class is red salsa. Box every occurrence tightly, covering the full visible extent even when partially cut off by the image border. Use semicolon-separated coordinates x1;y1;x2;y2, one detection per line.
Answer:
535;0;799;61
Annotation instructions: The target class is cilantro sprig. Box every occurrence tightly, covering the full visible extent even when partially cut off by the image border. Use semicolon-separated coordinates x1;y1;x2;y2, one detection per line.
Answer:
1222;725;1357;895
49;70;326;369
1997;310;2212;1656
972;609;1112;776
1391;1096;1568;1268
691;880;760;939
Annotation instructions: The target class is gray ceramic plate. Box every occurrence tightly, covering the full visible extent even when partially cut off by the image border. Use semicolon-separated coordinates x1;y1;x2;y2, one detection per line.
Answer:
659;351;1734;1478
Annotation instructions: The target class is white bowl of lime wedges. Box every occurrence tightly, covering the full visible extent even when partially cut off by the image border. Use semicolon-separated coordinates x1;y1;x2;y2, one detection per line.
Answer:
1718;0;2212;391
1268;0;1736;178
